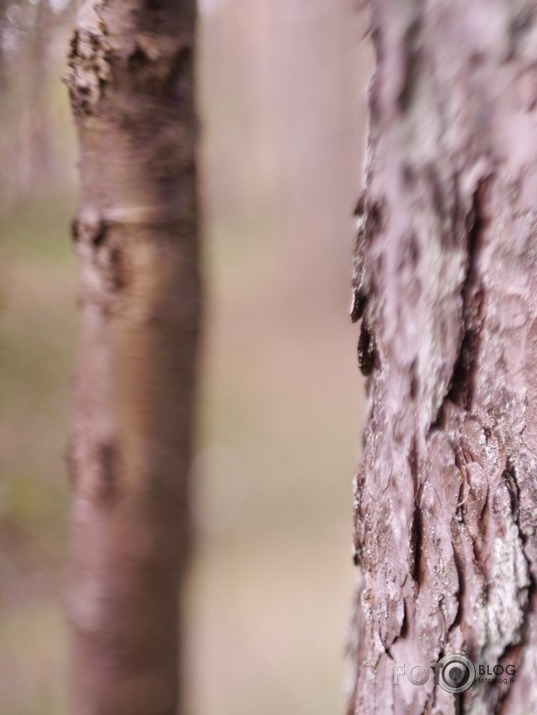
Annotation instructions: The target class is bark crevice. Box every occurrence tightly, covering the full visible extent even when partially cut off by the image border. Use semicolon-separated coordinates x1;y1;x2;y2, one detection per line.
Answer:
447;177;490;411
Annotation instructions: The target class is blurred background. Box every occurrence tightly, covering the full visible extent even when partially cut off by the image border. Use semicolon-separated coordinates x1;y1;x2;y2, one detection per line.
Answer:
0;1;370;713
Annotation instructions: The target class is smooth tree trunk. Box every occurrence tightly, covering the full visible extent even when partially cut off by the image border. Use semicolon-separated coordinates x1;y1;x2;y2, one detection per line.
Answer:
66;2;199;714
348;1;537;713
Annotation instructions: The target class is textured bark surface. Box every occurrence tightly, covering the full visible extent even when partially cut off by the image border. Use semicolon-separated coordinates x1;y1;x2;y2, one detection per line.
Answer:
66;2;199;714
349;1;537;713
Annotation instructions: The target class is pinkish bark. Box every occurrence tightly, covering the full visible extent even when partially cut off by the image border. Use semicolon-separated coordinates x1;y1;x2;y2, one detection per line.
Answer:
348;1;537;713
66;2;200;714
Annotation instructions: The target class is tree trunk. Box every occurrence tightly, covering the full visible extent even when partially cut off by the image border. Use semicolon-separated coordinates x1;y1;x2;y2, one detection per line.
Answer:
66;2;199;714
349;2;537;713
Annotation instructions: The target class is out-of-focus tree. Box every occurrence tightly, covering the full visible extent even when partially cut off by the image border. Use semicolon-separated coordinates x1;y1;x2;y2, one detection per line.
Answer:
200;0;368;301
65;1;200;714
0;0;74;209
349;1;537;713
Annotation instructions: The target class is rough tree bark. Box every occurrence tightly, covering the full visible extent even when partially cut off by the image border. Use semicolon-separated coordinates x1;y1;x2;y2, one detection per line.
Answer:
348;1;537;713
65;2;199;714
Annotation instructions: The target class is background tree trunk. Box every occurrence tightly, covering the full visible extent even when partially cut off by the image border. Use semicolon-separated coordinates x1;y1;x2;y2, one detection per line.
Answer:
349;1;537;713
66;2;199;714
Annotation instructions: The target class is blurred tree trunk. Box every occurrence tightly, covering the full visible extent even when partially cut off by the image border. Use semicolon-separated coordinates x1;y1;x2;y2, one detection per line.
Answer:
24;0;52;193
66;2;199;714
349;1;537;713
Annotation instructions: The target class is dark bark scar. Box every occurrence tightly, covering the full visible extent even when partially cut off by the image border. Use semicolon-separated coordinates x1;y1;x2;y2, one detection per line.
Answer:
358;322;378;376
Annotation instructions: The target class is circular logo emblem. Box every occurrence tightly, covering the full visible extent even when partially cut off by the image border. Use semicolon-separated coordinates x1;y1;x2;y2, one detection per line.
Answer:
437;654;476;694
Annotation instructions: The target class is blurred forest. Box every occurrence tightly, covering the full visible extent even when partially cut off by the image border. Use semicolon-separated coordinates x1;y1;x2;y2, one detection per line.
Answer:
0;1;369;713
